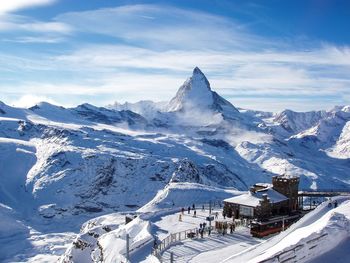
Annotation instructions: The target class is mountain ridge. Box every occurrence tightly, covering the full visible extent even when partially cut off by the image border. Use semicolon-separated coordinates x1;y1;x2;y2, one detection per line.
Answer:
1;67;350;261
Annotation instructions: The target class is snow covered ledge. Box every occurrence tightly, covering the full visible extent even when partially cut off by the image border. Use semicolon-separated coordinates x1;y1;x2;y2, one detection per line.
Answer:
59;214;153;263
246;197;350;263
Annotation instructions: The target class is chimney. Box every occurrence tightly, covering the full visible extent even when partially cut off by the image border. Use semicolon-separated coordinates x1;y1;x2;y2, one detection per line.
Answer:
262;193;268;201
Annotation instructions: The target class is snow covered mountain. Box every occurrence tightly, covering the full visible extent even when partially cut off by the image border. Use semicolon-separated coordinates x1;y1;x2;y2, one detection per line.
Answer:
272;109;327;135
166;67;239;118
1;67;350;262
108;101;166;120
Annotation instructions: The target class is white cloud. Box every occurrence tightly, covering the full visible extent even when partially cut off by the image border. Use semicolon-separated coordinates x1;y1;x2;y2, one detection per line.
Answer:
0;0;56;14
56;4;268;50
232;97;341;113
1;74;183;99
0;4;349;111
1;62;348;111
1;43;350;111
12;94;59;108
3;35;65;43
53;44;350;73
50;44;350;99
0;14;72;34
0;4;71;44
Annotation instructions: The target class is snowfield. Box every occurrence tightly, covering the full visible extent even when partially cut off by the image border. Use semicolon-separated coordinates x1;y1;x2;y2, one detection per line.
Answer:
230;196;350;263
59;194;350;263
0;68;350;262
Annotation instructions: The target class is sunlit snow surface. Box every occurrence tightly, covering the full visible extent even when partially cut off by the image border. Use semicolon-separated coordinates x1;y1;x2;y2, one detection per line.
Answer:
1;69;350;261
59;192;350;263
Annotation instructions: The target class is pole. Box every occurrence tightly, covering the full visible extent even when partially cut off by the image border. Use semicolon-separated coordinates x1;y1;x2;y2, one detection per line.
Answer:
170;252;174;263
209;200;212;231
310;197;312;210
302;196;304;210
126;234;130;261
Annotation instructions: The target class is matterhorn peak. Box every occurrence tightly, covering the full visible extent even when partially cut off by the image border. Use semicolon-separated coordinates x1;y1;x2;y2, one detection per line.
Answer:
166;67;238;116
190;66;211;92
166;67;213;112
193;66;205;76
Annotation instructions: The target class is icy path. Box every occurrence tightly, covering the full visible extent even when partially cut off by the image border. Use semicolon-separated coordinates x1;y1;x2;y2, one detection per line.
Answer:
161;229;263;263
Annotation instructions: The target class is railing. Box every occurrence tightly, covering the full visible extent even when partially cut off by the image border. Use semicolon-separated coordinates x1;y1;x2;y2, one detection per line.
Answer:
258;233;329;263
152;227;200;260
120;235;153;262
299;189;350;193
140;200;229;262
152;218;249;262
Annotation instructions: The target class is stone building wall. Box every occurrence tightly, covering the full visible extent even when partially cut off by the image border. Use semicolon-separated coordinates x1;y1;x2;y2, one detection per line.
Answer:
272;176;300;212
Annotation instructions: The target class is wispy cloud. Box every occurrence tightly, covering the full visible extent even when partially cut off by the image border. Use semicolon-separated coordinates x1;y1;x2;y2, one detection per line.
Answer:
2;35;65;43
0;4;349;111
0;0;56;14
0;14;71;33
0;1;70;44
1;43;349;111
56;4;270;51
53;44;350;72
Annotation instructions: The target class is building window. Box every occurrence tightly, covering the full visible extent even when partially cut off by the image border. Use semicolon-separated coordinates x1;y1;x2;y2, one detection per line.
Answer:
239;205;254;217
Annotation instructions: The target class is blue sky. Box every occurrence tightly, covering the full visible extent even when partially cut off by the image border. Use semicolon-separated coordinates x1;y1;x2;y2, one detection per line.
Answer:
0;0;349;111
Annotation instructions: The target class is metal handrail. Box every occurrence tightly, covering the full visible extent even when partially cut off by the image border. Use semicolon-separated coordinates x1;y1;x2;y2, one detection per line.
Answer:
152;227;200;258
299;189;350;193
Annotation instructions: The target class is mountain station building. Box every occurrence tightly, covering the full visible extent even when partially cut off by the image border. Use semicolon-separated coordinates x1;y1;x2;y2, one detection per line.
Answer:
223;175;300;220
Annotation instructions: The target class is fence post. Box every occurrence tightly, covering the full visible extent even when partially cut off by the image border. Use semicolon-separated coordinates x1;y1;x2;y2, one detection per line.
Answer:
170;252;174;263
126;234;130;261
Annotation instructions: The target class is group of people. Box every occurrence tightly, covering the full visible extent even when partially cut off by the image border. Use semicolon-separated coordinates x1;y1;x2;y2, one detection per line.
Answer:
179;203;227;224
198;222;211;237
215;221;236;235
180;204;198;217
328;199;338;208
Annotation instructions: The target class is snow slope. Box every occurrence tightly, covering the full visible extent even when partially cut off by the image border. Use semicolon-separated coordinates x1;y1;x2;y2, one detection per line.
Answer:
59;183;240;263
1;67;350;261
224;196;350;263
60;194;350;263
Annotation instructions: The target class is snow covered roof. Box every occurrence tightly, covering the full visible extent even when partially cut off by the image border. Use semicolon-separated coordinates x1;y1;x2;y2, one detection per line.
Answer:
224;188;288;208
276;174;299;180
254;183;273;188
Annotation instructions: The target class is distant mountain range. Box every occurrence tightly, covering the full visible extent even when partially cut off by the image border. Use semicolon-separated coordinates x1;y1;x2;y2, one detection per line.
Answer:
0;67;350;223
